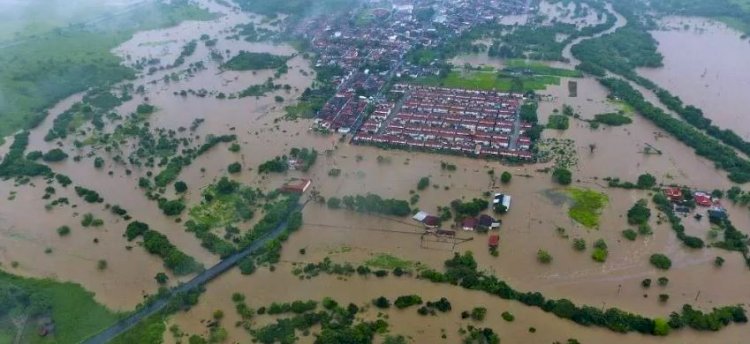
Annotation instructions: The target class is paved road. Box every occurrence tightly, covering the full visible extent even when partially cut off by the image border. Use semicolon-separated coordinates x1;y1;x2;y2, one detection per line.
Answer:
81;201;307;344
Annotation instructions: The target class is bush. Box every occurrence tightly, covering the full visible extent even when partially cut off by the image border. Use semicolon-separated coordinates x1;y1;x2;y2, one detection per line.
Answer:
627;200;651;225
470;307;487;321
57;225;71;236
372;297;390;309
641;278;652;288
501;171;512;184
592;248;608;262
155;273;169;285
649;254;672;270
657;277;669;286
552;168;572;185
501;311;515;322
637;174;657;189
572;238;586;251
227;162;242;174
622;229;638;241
160;199;186;216
394;295;422;309
327;197;341;209
42;149;69;162
715;256;725;267
417;177;430;191
175;181;188;193
537;250;552;264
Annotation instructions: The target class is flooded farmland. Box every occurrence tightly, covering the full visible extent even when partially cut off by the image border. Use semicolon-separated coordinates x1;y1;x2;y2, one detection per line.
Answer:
2;0;750;343
637;17;750;140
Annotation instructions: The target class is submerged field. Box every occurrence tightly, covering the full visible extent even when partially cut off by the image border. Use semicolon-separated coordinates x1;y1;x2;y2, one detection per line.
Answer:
1;0;750;343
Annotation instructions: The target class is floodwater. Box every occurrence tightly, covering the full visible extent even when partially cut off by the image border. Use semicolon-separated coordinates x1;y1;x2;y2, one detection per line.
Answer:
637;17;750;140
1;0;750;342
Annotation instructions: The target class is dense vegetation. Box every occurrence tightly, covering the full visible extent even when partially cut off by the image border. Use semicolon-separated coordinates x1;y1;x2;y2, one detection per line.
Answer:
125;221;203;275
0;131;52;178
327;194;411;217
222;51;289;71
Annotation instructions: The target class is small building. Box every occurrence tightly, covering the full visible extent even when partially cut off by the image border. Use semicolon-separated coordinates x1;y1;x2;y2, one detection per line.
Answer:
479;214;501;229
423;216;440;229
664;187;683;202
462;217;478;231
488;234;500;248
694;192;713;207
280;179;311;194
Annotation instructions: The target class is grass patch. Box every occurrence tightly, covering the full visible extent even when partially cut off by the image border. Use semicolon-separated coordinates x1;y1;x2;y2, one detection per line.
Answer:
414;70;561;92
566;188;609;229
0;270;120;344
189;178;262;228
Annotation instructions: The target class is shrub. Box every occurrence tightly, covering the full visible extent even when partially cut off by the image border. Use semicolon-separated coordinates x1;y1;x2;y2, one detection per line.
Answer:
622;229;638;241
649;254;672;270
175;181;188;193
657;277;669;286
501;171;512;184
42;149;69;162
592;248;608;262
97;260;108;270
327;197;341;209
552;168;572;185
373;297;390;309
501;311;515;322
228;162;242;174
572;238;586;251
637;174;657;189
394;295;422;309
155;272;169;285
653;318;670;336
715;256;725;267
470;307;487;321
417;177;430;191
537;250;552;264
641;278;652;288
658;294;670;303
57;225;71;236
627;200;651;225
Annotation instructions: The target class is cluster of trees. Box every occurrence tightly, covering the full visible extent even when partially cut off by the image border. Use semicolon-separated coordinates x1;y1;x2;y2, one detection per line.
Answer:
74;186;103;203
267;300;318;315
650;254;672;270
238;78;282;98
0;132;52;178
125;221;203;275
418;252;747;335
627;199;651;225
327;194;411;217
289;147;318;172
591;112;632;127
222;51;289;71
599;78;750;183
547;114;570;130
450;198;489;218
606;173;657;190
394;295;423;309
251;295;387;344
710;218;750;268
553;168;573;185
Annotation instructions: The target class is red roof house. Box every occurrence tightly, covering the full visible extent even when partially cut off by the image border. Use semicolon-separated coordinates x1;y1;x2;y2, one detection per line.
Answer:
488;234;500;248
664;187;683;202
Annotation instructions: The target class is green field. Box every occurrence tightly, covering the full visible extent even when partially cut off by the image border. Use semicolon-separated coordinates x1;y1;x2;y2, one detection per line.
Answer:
567;188;609;229
415;70;562;92
0;270;121;344
0;0;216;141
503;59;584;78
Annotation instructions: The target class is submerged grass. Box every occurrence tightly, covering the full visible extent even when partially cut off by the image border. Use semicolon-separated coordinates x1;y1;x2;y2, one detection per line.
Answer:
566;188;609;229
415;70;561;92
365;253;422;270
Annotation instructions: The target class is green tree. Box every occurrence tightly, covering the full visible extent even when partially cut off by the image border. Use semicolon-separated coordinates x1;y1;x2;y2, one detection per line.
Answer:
501;171;512;184
552;168;572;185
174;181;188;193
637;173;656;189
649;254;672;270
228;162;242;174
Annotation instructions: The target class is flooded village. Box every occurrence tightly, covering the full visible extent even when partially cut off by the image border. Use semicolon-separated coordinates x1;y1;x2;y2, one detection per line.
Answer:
1;0;750;343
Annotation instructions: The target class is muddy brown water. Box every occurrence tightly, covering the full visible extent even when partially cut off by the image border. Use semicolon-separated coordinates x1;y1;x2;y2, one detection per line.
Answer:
637;16;750;140
1;0;750;342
